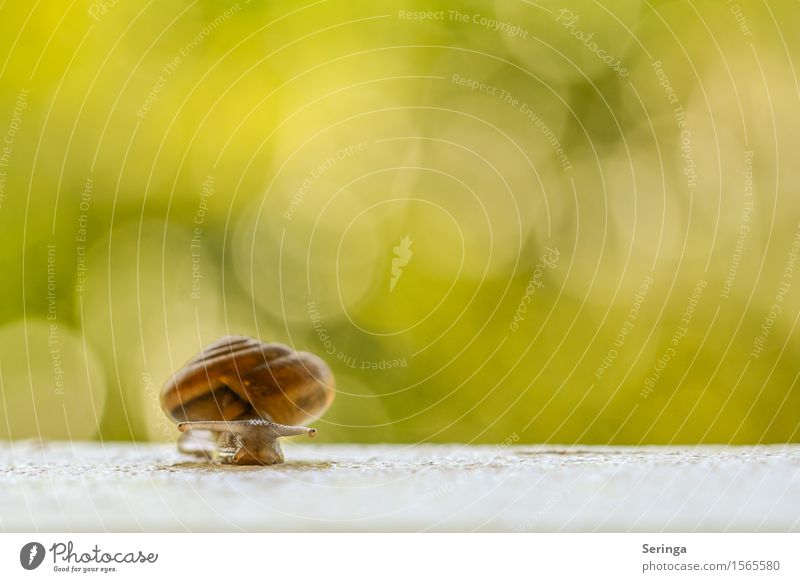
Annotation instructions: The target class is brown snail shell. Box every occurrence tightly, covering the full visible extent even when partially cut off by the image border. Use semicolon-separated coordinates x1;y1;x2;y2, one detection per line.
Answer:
160;335;335;465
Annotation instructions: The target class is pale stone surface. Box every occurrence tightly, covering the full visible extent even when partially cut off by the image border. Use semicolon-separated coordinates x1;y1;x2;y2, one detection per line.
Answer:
1;441;799;532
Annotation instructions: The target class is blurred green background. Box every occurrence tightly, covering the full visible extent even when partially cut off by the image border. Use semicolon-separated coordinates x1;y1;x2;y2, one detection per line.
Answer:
1;0;799;445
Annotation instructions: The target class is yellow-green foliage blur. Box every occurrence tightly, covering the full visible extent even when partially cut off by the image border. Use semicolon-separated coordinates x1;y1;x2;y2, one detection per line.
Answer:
1;0;799;444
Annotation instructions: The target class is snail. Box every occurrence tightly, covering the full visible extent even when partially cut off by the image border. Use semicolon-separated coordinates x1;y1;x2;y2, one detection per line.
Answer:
160;335;335;465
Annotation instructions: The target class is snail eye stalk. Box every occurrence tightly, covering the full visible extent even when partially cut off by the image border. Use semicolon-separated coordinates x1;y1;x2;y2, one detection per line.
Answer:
177;419;318;465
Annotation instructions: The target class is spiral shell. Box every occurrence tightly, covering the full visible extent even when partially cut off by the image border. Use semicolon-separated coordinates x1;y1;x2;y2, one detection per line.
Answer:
161;335;335;429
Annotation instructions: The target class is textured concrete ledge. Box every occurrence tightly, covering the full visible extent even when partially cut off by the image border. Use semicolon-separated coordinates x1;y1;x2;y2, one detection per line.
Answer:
1;441;799;532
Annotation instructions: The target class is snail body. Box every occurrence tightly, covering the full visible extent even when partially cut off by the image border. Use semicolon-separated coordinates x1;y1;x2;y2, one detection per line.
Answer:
160;335;335;465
